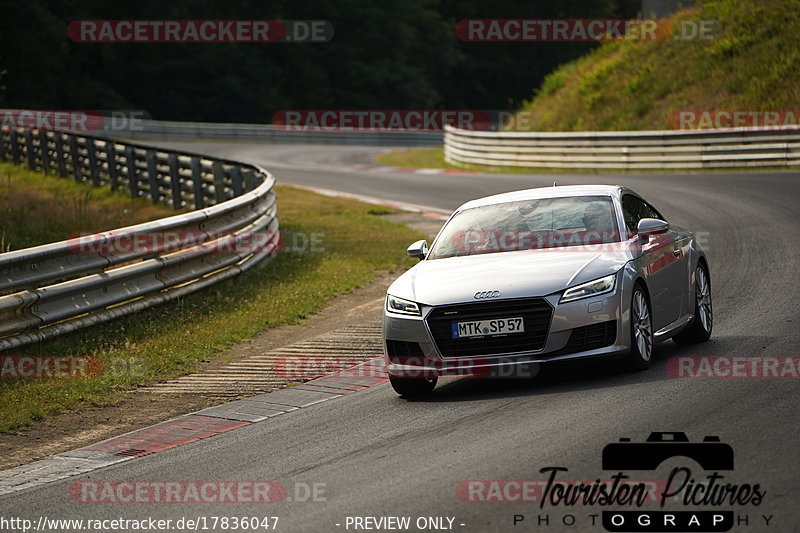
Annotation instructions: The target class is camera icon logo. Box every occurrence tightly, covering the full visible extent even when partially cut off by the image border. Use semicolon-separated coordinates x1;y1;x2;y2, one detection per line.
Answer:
602;432;734;471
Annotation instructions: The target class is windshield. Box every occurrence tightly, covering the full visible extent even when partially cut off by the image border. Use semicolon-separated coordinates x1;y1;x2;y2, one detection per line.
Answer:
429;195;620;259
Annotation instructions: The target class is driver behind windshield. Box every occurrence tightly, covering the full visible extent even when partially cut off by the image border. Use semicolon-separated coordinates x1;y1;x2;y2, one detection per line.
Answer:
582;202;615;232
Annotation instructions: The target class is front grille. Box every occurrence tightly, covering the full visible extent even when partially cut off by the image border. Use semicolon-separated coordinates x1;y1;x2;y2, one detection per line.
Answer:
550;320;617;357
386;339;425;365
426;298;552;357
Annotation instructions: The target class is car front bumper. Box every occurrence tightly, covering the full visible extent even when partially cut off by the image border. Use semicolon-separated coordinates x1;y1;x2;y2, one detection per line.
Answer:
383;290;630;378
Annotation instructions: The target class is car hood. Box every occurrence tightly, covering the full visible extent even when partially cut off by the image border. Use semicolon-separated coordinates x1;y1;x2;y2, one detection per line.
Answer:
388;246;630;306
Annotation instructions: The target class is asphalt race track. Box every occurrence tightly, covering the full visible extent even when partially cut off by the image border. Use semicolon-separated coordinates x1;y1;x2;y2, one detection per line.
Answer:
2;142;798;532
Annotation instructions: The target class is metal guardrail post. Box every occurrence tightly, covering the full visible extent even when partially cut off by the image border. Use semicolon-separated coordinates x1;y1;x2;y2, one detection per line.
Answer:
212;161;226;204
230;166;244;196
168;152;181;209
39;131;50;174
68;136;81;181
24;131;36;171
54;133;67;177
145;148;159;202
106;141;119;191
9;132;20;164
191;156;204;209
125;145;137;198
243;168;257;192
86;138;99;186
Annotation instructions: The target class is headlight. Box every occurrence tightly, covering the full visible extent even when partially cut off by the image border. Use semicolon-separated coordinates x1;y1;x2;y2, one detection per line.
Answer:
386;294;421;316
560;274;617;303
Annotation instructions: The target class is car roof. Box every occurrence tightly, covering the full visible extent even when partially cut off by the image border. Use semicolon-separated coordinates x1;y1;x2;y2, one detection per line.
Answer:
457;185;628;211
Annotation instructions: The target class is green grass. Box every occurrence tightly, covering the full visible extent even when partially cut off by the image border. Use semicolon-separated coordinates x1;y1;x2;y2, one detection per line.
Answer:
514;0;800;131
376;147;449;169
0;165;424;433
0;162;175;251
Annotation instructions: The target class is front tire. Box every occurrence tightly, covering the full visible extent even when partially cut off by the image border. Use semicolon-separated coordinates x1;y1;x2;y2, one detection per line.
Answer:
624;285;654;371
389;375;437;398
674;264;713;344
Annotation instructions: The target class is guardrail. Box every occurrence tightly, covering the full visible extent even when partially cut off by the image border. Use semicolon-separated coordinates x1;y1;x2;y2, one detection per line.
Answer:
117;119;443;146
0;128;279;352
444;125;800;169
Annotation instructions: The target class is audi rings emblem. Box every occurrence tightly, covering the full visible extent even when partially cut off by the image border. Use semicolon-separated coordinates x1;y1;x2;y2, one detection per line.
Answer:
474;290;501;299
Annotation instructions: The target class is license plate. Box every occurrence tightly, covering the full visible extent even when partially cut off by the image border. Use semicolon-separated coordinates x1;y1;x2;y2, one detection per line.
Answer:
451;317;525;338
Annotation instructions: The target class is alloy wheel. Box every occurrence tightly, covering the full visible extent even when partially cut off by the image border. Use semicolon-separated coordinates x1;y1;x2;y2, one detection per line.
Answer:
696;266;713;334
632;290;653;362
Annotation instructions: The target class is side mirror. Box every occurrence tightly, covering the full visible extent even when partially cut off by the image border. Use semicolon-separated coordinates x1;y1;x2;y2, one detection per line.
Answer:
406;239;428;260
637;218;669;240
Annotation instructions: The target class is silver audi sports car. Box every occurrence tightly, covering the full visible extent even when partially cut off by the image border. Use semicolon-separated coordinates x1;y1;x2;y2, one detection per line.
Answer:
383;185;712;397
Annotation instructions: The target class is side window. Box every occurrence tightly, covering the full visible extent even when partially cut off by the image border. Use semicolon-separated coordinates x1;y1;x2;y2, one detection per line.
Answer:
621;195;648;232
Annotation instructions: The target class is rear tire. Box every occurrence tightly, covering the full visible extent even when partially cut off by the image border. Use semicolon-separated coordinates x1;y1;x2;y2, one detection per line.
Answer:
389;375;437;398
624;285;654;371
674;263;713;344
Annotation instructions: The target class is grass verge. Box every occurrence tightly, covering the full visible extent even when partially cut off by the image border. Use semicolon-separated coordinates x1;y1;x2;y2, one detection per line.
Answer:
0;162;175;251
376;147;450;170
0;165;424;433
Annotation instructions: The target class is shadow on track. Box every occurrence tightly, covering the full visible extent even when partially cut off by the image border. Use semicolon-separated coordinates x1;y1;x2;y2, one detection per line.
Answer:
402;335;750;403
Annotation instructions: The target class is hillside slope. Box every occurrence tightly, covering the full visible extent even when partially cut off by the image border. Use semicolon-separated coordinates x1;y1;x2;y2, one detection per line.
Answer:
513;0;800;131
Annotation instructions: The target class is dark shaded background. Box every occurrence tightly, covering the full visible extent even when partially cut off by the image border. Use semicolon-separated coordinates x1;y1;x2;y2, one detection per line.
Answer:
0;0;640;122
